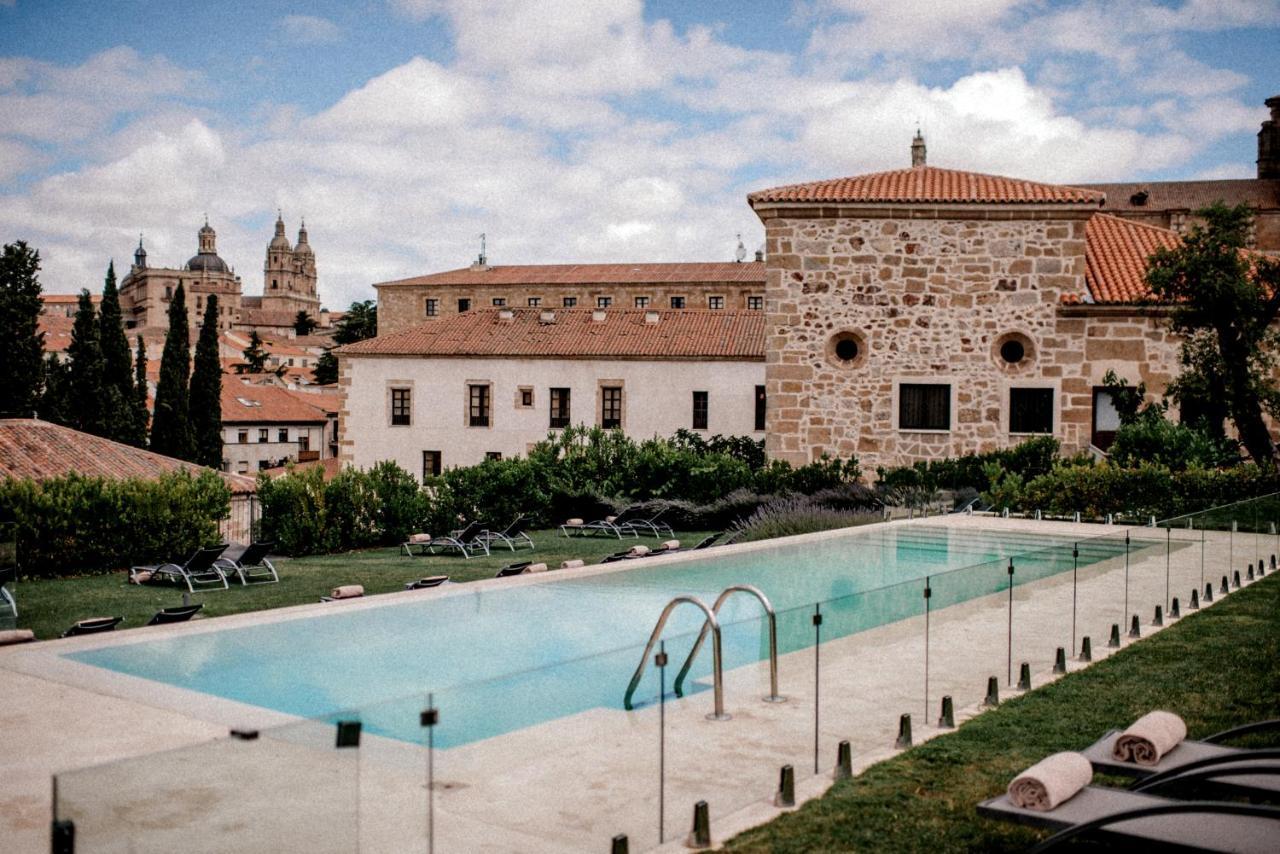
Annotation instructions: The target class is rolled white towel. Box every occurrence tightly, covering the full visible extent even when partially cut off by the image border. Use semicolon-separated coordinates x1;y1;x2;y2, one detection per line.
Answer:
0;629;36;646
628;545;650;557
130;570;153;584
408;533;431;544
330;584;364;600
661;539;680;550
526;562;549;573
1007;752;1092;811
1113;710;1187;766
565;518;584;526
605;515;618;523
560;559;585;569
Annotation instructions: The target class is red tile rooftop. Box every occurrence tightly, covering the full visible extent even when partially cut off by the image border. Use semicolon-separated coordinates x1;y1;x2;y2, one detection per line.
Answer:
749;165;1105;206
338;308;765;360
375;261;765;289
1079;214;1182;305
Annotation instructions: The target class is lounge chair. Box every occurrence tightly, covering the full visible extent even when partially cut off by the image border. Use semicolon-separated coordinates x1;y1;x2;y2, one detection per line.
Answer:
131;544;230;592
619;507;674;539
214;542;278;585
422;521;490;558
691;532;722;550
481;516;535;552
1083;720;1280;780
146;604;204;626
496;562;532;578
0;562;16;622
61;616;123;637
564;507;643;539
404;575;449;590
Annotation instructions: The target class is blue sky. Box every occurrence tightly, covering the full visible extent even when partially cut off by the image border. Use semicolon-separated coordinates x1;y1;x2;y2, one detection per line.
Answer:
1;0;1277;307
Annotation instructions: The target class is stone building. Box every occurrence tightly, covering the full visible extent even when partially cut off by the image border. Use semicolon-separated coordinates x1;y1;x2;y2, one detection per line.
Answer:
337;308;765;473
374;261;766;336
220;381;336;474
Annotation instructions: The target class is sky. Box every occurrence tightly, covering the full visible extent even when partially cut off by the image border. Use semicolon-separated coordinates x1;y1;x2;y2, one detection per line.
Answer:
1;0;1277;309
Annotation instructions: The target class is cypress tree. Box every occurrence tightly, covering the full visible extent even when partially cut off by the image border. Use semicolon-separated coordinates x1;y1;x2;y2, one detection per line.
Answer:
133;334;150;445
67;290;108;436
150;283;194;460
189;294;223;469
0;241;45;418
242;329;268;373
39;352;73;426
97;260;137;443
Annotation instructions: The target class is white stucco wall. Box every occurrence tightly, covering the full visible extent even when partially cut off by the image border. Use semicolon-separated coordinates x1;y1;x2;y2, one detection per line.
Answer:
223;423;328;474
341;356;766;474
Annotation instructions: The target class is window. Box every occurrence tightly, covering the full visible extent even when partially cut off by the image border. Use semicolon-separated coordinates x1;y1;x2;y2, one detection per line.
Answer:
527;297;541;307
563;296;578;308
458;298;471;313
670;296;685;309
237;461;249;473
258;428;269;443
299;434;310;452
518;387;534;408
492;297;507;307
238;430;248;444
601;386;622;429
634;296;650;308
550;387;571;428
1010;388;1054;434
692;391;709;430
755;385;767;431
485;451;502;461
708;295;725;310
468;384;491;427
899;383;951;431
1092;387;1123;450
424;298;438;317
747;295;764;310
391;387;412;425
258;460;271;470
597;296;612;308
278;428;289;442
422;450;441;481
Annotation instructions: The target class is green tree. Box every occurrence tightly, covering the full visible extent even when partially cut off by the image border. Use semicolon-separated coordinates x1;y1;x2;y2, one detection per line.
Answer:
1146;203;1280;464
294;310;317;336
189;295;223;468
312;350;338;385
97;261;138;444
67;290;108;436
241;329;268;373
38;352;72;426
132;334;149;445
333;299;377;344
0;241;45;417
150;283;194;460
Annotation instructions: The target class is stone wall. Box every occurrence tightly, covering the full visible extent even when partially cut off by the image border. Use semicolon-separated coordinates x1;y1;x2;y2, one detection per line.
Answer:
762;209;1120;470
377;282;765;335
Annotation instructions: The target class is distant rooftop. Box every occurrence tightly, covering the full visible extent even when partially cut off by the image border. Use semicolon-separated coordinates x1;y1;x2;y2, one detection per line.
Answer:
1077;178;1280;212
375;261;765;289
750;165;1105;206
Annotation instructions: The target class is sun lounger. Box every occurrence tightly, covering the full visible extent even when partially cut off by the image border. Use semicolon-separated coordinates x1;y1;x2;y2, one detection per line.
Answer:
691;533;722;550
130;544;230;592
562;507;641;539
146;604;204;626
481;515;535;552
61;616;124;637
1125;752;1280;801
421;521;490;558
1083;718;1280;779
214;542;278;585
0;561;17;622
496;562;532;578
404;575;449;590
619;507;675;538
402;533;433;556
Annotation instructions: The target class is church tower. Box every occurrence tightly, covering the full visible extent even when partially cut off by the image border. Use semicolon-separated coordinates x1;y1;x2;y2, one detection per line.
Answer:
1259;95;1280;179
264;212;294;296
261;213;320;316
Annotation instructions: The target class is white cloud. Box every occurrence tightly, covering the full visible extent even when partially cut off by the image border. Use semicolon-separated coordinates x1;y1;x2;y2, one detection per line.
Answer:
278;14;342;45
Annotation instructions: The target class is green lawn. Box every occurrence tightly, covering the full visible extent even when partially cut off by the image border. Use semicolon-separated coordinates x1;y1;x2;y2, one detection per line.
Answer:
723;571;1280;853
14;528;714;640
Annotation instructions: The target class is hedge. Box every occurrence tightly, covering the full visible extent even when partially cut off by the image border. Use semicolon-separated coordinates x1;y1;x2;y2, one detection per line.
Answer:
0;470;230;577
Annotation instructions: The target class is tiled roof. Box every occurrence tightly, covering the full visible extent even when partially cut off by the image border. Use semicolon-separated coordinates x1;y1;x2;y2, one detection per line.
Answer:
236;308;299;328
0;418;256;494
262;456;343;482
1077;178;1280;212
338;308;765;359
376;261;765;289
221;382;332;423
41;293;100;305
38;315;74;353
749;165;1105;206
1077;214;1181;305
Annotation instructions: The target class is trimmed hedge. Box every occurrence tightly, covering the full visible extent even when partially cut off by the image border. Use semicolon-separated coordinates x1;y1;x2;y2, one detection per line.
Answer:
875;436;1061;505
0;470;230;577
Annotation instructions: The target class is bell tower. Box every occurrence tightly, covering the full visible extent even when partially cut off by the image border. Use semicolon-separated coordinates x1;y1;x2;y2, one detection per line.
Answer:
1259;95;1280;179
264;211;294;296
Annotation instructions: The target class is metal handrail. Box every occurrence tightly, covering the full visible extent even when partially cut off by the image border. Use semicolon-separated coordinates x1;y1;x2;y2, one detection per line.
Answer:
623;596;730;720
674;584;784;704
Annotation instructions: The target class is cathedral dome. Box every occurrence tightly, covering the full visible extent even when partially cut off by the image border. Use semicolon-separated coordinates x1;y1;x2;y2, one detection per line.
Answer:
186;252;230;273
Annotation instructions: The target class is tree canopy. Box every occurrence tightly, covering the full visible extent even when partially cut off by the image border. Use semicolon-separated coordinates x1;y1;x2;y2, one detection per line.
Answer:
190;295;223;469
0;241;45;418
150;284;193;460
67;290;108;437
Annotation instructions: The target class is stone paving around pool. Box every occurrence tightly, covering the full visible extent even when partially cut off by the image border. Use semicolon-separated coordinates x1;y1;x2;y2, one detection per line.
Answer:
1;514;1271;853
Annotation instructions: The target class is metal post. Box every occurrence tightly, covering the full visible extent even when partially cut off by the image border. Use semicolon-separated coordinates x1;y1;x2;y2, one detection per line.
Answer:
813;603;822;775
1071;544;1079;655
658;642;666;844
1200;523;1205;590
422;696;437;854
1006;559;1014;686
1165;526;1171;613
923;576;931;724
1123;531;1130;632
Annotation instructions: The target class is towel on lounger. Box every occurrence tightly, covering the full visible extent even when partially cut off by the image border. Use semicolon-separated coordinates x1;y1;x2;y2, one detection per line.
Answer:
330;585;364;600
605;515;618;523
1007;752;1092;811
1113;710;1187;766
661;539;680;550
560;559;585;569
565;518;584;526
628;545;650;557
526;563;548;573
407;533;431;544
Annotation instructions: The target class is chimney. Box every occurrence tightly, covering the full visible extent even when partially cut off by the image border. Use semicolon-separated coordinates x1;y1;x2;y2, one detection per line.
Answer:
497;308;514;321
1259;95;1280;179
644;310;660;324
754;248;764;262
539;309;556;324
591;309;607;322
911;129;926;167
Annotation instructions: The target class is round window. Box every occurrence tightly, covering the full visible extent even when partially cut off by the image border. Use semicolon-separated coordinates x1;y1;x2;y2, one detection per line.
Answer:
1000;339;1026;364
827;331;867;368
835;338;859;362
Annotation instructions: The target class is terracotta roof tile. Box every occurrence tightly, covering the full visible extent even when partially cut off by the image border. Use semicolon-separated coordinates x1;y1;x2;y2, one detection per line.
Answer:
338;308;765;360
1080;214;1181;305
38;315;74;353
0;418;255;494
376;261;765;289
749;165;1105;206
262;456;343;482
1077;178;1280;212
221;383;332;423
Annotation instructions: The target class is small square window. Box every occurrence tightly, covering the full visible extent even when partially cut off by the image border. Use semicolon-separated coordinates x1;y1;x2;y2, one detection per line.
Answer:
278;428;289;442
563;296;578;308
670;296;685;309
1010;388;1054;434
597;296;612;309
492;297;507;307
258;428;269;443
236;460;249;473
747;295;763;310
708;295;725;310
518;387;534;408
424;298;438;317
486;451;502;461
238;430;248;444
899;384;951;431
391;387;412;426
458;298;471;313
527;297;541;307
258;460;270;470
634;296;650;308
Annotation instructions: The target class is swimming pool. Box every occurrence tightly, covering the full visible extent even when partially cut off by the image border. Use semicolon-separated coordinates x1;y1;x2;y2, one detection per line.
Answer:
67;524;1138;747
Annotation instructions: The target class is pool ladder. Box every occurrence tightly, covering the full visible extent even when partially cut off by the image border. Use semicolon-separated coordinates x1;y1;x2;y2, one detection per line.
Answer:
622;584;783;720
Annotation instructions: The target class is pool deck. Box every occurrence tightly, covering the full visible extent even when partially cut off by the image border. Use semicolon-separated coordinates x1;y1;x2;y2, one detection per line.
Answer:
1;514;1271;853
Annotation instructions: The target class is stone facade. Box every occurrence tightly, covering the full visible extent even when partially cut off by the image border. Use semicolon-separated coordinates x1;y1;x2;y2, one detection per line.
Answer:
757;207;1189;470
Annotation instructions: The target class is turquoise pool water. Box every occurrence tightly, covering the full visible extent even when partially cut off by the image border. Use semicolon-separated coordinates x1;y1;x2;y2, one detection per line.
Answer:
68;525;1137;747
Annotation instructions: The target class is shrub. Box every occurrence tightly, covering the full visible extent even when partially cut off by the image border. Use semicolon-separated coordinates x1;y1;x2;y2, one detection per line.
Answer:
256;465;327;555
323;468;382;551
1;470;230;576
430;457;552;530
1107;412;1239;471
367;460;429;544
732;496;879;543
875;436;1060;498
